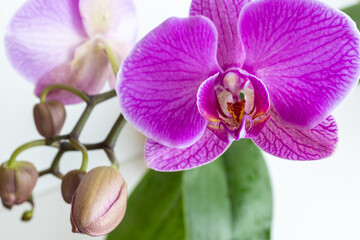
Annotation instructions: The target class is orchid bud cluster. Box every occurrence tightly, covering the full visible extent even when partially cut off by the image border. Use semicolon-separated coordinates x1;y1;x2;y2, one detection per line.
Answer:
0;87;130;236
1;0;139;236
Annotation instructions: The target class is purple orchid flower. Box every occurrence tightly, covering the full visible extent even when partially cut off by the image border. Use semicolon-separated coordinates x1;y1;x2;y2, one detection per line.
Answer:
6;0;136;104
117;0;360;171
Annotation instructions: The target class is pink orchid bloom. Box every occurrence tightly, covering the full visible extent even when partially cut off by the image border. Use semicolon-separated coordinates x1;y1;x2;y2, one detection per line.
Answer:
117;0;360;171
6;0;136;104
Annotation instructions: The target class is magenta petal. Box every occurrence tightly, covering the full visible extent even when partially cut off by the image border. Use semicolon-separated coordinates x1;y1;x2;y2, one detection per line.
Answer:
252;108;338;160
5;0;86;83
240;0;360;129
245;115;270;139
190;0;250;70
240;70;269;118
145;128;231;171
197;73;221;122
118;16;220;148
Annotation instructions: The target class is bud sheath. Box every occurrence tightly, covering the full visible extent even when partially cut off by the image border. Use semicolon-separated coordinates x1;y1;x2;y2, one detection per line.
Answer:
0;161;38;208
70;166;127;236
33;100;66;138
61;170;86;204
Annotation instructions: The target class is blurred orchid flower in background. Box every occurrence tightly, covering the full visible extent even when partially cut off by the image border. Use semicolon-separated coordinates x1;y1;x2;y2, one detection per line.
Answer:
6;0;136;104
118;0;360;171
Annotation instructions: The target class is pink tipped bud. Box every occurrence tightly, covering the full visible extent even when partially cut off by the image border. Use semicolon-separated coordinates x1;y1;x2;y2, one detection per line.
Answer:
61;170;86;204
70;166;127;236
33;100;66;138
0;161;38;208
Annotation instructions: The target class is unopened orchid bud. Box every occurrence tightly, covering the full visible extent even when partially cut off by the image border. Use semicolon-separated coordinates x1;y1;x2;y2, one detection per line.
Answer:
0;161;38;208
21;209;33;221
61;170;86;204
70;166;127;236
33;100;66;138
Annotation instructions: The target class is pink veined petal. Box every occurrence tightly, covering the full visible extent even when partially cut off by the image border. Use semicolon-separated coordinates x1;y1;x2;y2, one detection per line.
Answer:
5;0;87;83
244;115;270;139
145;128;231;171
35;39;111;104
197;73;221;122
208;124;229;142
252;107;338;160
117;16;221;148
79;0;136;44
190;0;251;70
239;70;270;118
240;0;360;129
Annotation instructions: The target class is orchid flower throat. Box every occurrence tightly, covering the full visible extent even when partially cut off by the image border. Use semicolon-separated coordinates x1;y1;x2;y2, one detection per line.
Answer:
202;70;270;141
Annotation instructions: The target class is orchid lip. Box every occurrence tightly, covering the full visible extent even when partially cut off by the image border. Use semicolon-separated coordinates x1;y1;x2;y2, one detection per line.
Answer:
198;69;270;141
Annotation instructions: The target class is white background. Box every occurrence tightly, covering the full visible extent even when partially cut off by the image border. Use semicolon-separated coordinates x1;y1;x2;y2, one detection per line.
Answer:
1;0;360;239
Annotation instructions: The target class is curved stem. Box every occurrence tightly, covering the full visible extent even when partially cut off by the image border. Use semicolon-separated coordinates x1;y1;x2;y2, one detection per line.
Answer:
93;90;117;104
39;169;51;177
49;150;65;179
40;84;90;103
104;114;126;148
21;195;35;221
69;139;88;172
8;140;57;167
70;103;95;139
104;148;119;168
103;43;119;76
45;134;70;145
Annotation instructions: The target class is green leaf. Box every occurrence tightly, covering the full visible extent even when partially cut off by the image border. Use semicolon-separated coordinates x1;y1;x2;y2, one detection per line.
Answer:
108;140;272;240
107;170;185;240
342;3;360;31
223;139;272;240
183;159;233;240
183;139;272;240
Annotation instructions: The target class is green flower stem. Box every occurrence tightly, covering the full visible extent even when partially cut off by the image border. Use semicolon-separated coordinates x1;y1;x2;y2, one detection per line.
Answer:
45;134;70;145
40;84;90;103
8;140;59;167
21;195;35;221
104;114;126;148
38;169;51;177
49;150;65;179
104;148;119;169
69;90;117;139
12;88;122;179
69;138;88;172
93;90;117;105
70;103;95;139
103;43;119;75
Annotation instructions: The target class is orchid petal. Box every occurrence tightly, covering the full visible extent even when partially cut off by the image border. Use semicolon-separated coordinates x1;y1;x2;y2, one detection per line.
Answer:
35;39;110;104
240;0;360;129
244;115;270;139
145;129;231;171
79;0;136;45
190;0;250;70
5;0;86;83
197;73;221;122
252;108;338;160
118;17;220;148
240;70;270;118
208;124;229;142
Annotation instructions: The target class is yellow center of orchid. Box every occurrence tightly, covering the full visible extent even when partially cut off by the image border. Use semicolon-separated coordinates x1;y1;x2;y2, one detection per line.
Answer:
227;100;246;124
